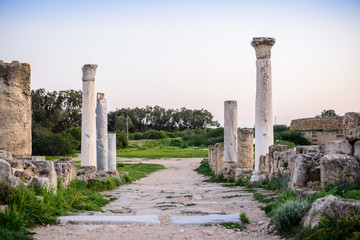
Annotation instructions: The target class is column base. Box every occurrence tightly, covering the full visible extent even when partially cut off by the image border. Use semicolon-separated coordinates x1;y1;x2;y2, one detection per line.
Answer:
250;171;263;183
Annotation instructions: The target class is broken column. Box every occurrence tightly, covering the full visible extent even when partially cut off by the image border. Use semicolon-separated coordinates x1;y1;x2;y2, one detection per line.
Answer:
96;93;108;171
81;64;98;168
237;129;254;169
251;37;275;182
224;101;238;167
108;133;117;171
0;61;32;156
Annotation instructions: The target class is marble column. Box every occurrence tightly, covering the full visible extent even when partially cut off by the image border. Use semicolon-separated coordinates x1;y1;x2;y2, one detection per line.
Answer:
96;93;108;171
81;64;98;168
224;100;238;166
251;37;275;182
108;133;117;171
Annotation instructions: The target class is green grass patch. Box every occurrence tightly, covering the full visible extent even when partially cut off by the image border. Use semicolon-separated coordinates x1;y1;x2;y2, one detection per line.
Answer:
253;192;272;204
45;152;79;161
116;163;166;181
219;222;243;231
222;194;242;199
117;147;207;159
240;212;249;224
194;162;213;176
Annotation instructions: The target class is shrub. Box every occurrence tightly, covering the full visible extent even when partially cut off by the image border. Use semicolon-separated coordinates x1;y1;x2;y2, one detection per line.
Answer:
279;131;310;145
61;127;81;150
270;199;311;235
295;213;360;240
142;130;168;139
114;130;128;149
194;162;214;177
133;132;143;140
32;132;73;155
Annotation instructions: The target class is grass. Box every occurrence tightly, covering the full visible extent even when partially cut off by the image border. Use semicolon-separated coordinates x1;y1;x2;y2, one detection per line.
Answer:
240;212;250;224
116;147;207;159
253;192;272;204
219;222;243;231
116;163;166;181
45;151;79;161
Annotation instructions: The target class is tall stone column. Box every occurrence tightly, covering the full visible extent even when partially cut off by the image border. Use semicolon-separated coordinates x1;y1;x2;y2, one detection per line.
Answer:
0;61;32;156
224;101;238;166
251;37;275;182
108;133;116;171
96;93;108;171
81;64;98;168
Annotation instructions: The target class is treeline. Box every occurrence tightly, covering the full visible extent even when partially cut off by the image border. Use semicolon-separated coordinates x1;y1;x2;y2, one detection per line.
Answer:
108;106;220;132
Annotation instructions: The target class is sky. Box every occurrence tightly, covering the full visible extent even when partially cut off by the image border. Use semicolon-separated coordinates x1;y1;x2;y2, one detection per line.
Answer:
1;0;359;127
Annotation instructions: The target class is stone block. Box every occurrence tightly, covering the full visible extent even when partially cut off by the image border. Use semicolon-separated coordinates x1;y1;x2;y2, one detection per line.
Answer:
343;112;360;141
28;160;57;190
296;145;320;155
0;150;13;160
216;143;224;175
355;141;360;160
320;154;360;186
29;177;51;190
7;176;21;188
55;157;77;187
303;195;360;228
289;155;309;188
320;140;353;155
234;168;253;181
0;159;12;183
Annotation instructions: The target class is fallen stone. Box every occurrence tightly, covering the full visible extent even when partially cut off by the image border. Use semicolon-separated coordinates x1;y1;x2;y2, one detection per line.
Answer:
320;140;353;155
28;160;57;190
57;215;160;224
0;159;12;183
343;112;360;141
6;176;22;188
29;177;51;190
171;213;242;226
303;195;360;228
320;154;360;186
55;157;77;187
0;150;13;161
296;145;320;155
354;141;360;160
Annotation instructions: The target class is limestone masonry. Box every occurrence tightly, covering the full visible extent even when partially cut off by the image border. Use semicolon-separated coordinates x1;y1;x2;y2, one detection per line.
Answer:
290;116;344;131
0;61;32;156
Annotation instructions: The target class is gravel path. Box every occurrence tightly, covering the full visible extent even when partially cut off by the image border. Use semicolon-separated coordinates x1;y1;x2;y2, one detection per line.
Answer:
33;158;281;240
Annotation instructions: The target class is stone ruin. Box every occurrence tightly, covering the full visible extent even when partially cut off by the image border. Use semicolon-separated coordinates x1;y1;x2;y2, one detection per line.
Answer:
0;62;121;191
0;61;32;157
208;128;254;180
258;112;360;197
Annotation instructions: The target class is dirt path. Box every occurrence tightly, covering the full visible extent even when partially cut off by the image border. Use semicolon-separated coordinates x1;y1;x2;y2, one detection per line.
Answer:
33;158;280;240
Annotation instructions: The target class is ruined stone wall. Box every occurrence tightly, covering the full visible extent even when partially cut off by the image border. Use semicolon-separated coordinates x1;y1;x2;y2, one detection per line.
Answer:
290;117;343;131
303;131;344;145
0;61;31;156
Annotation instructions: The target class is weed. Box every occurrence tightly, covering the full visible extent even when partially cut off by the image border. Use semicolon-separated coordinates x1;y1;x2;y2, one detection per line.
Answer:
222;194;242;199
253;192;272;204
270;199;311;236
184;195;192;198
219;222;243;231
240;212;249;224
295;213;360;240
166;196;174;199
194;162;213;176
185;203;196;206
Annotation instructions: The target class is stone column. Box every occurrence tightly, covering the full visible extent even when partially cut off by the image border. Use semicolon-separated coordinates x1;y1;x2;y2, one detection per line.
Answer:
108;133;117;171
96;93;108;171
216;143;224;175
237;129;254;169
81;64;98;168
0;61;31;156
251;37;275;182
224;101;238;166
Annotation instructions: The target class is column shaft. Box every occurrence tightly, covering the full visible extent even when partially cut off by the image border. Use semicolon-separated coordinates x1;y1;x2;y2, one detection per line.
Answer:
224;101;238;164
108;133;117;171
96;93;108;171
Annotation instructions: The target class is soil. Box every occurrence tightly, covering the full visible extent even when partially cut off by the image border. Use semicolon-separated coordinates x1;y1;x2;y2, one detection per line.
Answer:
33;158;281;240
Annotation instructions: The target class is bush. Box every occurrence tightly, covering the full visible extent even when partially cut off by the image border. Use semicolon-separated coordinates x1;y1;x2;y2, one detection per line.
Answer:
240;212;250;224
182;128;224;147
295;213;360;240
142;130;168;139
279;131;310;145
114;130;128;149
61;127;81;150
32;131;73;156
132;132;143;140
270;199;311;235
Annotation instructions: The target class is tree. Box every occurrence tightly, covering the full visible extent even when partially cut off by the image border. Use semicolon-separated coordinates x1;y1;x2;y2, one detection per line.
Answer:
317;109;339;118
31;88;82;133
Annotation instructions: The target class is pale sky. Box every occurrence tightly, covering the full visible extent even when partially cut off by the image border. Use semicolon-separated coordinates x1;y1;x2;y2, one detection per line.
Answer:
1;0;359;127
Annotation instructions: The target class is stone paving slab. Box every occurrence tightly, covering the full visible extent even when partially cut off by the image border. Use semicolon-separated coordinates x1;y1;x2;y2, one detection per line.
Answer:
170;213;242;225
57;215;160;224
